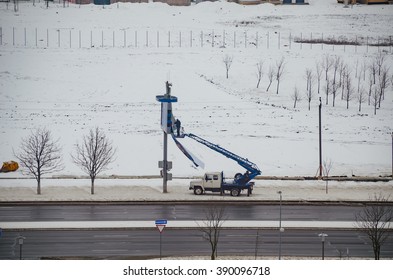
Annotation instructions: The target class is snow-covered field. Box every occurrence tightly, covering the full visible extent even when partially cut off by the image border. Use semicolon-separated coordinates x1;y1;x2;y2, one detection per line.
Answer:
1;0;392;190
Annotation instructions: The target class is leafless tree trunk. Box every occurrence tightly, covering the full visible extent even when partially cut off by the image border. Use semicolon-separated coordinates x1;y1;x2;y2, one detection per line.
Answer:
305;68;313;92
377;66;390;108
266;65;274;92
291;86;301;108
275;57;285;95
357;87;367;112
305;77;315;111
322;159;332;194
256;60;264;88
198;205;227;260
14;128;63;195
324;77;331;106
344;69;354;109
223;55;233;79
355;193;393;260
371;86;380;115
369;59;378;85
315;61;322;94
72;127;116;195
322;54;333;81
375;52;386;76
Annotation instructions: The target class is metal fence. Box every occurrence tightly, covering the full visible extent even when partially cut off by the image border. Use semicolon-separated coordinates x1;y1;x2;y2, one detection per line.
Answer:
0;26;392;53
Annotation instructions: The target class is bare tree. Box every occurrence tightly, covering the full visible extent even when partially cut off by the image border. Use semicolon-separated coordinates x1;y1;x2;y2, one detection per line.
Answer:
377;66;390;108
72;127;116;195
368;73;374;106
291;86;301;108
375;52;386;76
223;55;233;79
322;158;332;194
256;60;264;88
14;128;63;195
339;63;348;100
275;57;286;95
305;77;315;111
357;87;367;112
343;69;354;109
324;77;331;106
355;193;393;260
322;54;333;81
198;205;227;260
315;61;322;94
305;68;313;92
266;65;274;92
371;85;380;115
369;59;378;85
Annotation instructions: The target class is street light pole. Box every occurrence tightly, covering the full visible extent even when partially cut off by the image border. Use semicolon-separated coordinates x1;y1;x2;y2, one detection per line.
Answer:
17;235;25;260
318;233;328;260
278;191;283;260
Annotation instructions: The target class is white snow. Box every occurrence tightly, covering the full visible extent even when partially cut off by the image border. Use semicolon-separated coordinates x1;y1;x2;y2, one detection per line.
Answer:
0;1;392;201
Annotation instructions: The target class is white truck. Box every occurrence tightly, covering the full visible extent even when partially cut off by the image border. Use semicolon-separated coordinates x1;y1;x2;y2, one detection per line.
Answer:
189;171;255;197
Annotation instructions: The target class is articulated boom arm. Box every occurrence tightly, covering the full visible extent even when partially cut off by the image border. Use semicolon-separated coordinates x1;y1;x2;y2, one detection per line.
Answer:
185;133;261;183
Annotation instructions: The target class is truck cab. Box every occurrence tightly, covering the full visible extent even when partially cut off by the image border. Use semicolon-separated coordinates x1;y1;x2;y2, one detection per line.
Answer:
190;172;223;195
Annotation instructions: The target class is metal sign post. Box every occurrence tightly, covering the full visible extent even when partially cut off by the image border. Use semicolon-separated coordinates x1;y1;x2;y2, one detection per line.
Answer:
156;82;177;193
155;219;167;260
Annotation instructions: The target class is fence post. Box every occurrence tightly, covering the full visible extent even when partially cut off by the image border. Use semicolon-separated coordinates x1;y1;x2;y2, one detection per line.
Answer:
212;30;214;47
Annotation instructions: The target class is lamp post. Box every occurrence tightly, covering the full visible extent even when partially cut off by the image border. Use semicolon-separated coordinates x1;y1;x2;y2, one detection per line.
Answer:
278;191;284;260
318;233;328;260
17;235;25;260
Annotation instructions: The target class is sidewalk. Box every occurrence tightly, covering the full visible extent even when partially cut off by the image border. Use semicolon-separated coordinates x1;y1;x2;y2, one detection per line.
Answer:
0;178;392;203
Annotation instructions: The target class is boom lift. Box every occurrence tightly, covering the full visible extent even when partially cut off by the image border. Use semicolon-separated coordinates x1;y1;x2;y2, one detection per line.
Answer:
185;133;261;197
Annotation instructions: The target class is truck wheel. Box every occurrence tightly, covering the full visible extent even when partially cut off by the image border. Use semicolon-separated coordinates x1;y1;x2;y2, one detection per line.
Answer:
194;186;203;195
230;188;240;197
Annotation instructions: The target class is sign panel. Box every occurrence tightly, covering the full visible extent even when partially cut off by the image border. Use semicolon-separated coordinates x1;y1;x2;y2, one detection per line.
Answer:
155;219;167;233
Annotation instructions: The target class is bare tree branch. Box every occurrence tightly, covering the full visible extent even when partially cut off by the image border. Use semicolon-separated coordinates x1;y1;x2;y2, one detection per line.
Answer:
14;128;63;195
355;193;393;260
197;205;227;260
72;127;116;194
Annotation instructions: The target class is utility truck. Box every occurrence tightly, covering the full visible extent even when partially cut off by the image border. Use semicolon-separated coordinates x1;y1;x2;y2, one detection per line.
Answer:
185;133;261;197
